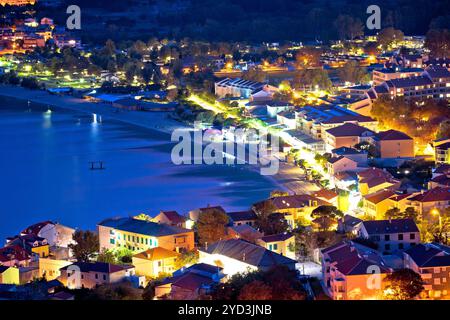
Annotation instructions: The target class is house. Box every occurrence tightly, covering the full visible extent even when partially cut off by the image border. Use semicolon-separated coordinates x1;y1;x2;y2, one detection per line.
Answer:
387;193;417;212
296;105;378;141
226;224;263;244
434;139;450;165
257;233;296;260
58;262;136;289
326;156;358;176
38;257;72;281
132;247;180;279
226;210;257;227
199;239;297;276
253;194;331;227
368;66;450;101
323;123;375;152
332;147;368;166
266;101;293;118
374;130;414;159
19;266;39;284
0;245;31;267
277;111;297;129
355;219;420;254
189;206;226;223
337;215;363;234
0;266;19;285
312;189;339;207
152;211;190;229
6;234;49;258
20;221;75;248
155;263;225;300
363;189;398;219
372;67;424;86
429;164;450;188
357;167;400;196
407;187;450;217
215;78;274;99
404;243;450;299
98;217;195;253
321;241;392;300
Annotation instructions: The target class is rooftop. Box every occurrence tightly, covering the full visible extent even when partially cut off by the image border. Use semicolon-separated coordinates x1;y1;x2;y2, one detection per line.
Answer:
98;217;192;237
361;218;419;235
201;239;296;268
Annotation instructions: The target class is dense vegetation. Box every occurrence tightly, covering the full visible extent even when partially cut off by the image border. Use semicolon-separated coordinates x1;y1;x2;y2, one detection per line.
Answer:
42;0;450;43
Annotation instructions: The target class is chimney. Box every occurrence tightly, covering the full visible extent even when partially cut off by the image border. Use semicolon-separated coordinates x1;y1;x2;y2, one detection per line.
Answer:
389;218;392;224
242;253;246;262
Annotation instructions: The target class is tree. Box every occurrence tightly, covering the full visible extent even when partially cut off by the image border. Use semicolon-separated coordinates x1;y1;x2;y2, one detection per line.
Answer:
212;265;305;300
384;269;424;300
293;68;331;90
174;250;199;270
385;207;402;219
425;29;450;58
338;60;369;84
97;249;116;264
142;280;163;300
270;190;290;198
69;230;99;262
257;212;289;235
197;208;229;246
87;282;143;300
311;206;343;231
333;15;364;40
238;280;272;300
242;67;266;82
377;27;404;50
295;47;321;69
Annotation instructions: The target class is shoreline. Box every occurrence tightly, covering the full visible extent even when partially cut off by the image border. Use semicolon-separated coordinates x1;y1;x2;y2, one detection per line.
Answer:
0;85;316;194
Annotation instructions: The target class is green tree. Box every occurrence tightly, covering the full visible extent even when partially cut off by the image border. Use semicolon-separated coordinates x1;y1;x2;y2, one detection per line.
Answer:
377;27;404;50
333;15;364;40
197;208;229;246
97;249;116;264
384;269;424;300
338;60;369;84
425;29;450;58
69;230;99;262
242;67;266;82
174;250;199;270
311;206;343;231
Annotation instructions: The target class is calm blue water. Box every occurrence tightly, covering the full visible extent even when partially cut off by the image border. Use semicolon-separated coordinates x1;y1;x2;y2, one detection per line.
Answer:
0;97;277;241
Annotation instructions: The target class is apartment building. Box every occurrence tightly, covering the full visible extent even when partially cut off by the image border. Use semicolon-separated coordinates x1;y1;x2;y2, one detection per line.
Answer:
97;217;195;253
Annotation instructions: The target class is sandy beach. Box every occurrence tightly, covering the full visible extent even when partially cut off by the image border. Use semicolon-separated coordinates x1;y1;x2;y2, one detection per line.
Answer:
0;85;319;195
0;85;182;135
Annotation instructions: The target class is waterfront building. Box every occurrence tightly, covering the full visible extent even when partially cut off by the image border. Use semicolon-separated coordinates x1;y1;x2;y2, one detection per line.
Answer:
97;217;195;253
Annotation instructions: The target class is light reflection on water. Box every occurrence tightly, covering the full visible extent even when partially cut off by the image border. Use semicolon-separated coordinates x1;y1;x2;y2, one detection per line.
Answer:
0;97;277;239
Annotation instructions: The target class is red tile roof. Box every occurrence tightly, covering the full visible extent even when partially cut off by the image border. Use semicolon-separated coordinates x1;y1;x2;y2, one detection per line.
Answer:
408;187;450;202
160;211;187;224
325;123;374;137
20;221;54;236
364;189;397;204
269;194;330;210
0;245;30;263
376;129;412;141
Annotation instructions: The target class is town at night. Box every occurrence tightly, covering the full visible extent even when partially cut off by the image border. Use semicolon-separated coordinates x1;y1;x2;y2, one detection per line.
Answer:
0;0;449;309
